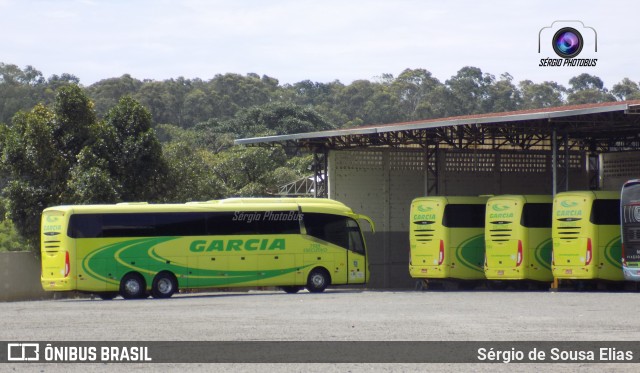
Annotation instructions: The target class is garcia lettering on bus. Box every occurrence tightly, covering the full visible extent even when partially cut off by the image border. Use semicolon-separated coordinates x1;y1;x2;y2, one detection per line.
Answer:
189;238;286;252
556;210;582;217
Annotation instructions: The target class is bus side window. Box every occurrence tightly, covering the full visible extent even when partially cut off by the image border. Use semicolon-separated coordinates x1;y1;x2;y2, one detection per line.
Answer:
442;204;486;228
304;213;349;249
521;203;552;228
68;215;103;238
590;199;621;225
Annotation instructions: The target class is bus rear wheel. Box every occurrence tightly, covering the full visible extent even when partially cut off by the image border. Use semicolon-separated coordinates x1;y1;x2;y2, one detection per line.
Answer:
152;272;177;299
306;268;330;293
120;273;147;299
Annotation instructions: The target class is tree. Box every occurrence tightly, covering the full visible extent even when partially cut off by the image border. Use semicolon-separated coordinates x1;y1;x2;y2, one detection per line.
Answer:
519;80;567;109
390;68;442;120
85;74;143;117
487;73;521;112
162;142;225;202
208;73;280;119
611;78;640;101
445;66;496;115
566;73;616;104
225;102;334;140
1;85;97;247
1;102;72;246
74;96;169;202
0;63;46;124
0;87;175;248
212;146;289;196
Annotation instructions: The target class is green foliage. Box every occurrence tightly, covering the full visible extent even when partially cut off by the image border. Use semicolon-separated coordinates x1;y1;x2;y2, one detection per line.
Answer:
566;73;616;105
84;74;143;117
78;96;169;202
227;102;334;139
0;87;171;248
611;78;640;101
162;141;225;202
518;80;566;109
213;146;289;196
0;218;29;252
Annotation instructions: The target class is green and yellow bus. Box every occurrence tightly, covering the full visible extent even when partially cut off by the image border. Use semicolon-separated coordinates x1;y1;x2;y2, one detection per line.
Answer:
484;195;553;288
41;198;374;300
621;180;640;281
552;191;623;285
409;196;488;289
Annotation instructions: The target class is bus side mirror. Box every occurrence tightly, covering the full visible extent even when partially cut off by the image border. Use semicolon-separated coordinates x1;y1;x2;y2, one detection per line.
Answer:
357;215;375;233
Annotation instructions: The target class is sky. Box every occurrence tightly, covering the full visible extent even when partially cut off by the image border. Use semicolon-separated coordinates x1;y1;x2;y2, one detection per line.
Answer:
1;0;638;89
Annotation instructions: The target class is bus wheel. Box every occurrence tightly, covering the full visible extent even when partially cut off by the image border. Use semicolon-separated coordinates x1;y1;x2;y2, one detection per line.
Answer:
120;273;146;299
152;272;177;299
306;268;330;293
281;286;302;294
98;292;118;300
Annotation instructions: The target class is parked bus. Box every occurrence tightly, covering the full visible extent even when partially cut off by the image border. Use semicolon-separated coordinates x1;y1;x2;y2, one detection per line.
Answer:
41;198;374;300
409;196;489;289
484;195;553;289
621;180;640;281
552;191;623;286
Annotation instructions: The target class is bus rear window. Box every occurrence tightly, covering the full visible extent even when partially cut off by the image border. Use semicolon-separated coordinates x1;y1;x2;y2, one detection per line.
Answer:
442;204;485;228
590;199;620;225
521;203;552;228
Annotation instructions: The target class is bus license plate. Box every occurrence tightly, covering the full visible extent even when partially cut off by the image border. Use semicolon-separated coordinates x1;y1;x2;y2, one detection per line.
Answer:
497;270;504;276
565;269;572;275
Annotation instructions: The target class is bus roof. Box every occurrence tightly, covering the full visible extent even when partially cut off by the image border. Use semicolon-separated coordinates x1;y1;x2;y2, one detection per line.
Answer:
555;190;620;200
44;198;355;216
488;194;553;204
412;196;490;205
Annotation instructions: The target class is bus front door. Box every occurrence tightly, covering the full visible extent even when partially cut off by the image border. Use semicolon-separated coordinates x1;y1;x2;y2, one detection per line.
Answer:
347;219;367;284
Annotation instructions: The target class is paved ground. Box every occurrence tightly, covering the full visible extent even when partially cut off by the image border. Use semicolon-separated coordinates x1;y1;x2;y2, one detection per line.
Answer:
2;288;640;372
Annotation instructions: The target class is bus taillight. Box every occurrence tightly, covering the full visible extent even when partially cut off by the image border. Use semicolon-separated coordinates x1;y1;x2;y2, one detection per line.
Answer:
438;240;445;265
64;251;70;277
516;240;523;267
621;243;626;266
585;238;592;266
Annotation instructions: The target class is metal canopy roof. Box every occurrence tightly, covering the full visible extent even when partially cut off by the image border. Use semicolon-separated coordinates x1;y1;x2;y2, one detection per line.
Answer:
235;100;640;152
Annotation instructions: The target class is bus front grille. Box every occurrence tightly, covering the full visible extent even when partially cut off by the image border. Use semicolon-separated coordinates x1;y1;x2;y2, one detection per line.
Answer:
624;226;640;242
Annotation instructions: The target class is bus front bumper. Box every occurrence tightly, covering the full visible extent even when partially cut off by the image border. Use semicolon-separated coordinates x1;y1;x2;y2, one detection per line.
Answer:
41;278;73;292
484;268;525;280
623;267;640;281
552;266;594;279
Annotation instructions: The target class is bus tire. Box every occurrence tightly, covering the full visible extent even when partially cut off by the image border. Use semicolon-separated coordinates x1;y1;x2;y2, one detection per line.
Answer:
306;268;330;293
281;286;302;294
151;272;178;299
120;273;147;299
98;292;118;300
